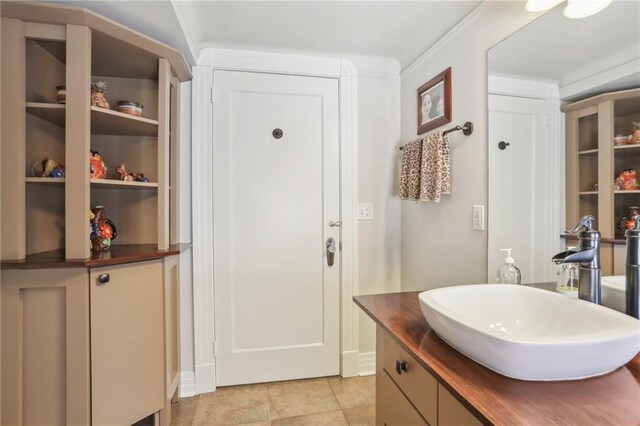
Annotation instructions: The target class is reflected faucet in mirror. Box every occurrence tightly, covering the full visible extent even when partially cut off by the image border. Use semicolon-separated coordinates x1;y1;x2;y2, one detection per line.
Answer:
624;217;640;319
552;215;601;304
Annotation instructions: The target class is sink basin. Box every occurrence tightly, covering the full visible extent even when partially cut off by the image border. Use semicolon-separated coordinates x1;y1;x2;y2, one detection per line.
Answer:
419;284;640;381
602;275;625;313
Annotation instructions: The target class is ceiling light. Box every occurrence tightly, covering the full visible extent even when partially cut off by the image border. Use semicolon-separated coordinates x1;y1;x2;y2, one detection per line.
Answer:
564;0;613;18
525;0;563;12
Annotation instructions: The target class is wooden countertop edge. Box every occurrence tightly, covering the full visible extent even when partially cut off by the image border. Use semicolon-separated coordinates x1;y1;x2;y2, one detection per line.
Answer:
1;243;191;269
353;295;493;425
353;291;640;426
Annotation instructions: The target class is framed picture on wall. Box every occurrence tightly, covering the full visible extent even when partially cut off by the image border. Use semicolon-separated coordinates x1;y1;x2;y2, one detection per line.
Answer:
417;67;451;134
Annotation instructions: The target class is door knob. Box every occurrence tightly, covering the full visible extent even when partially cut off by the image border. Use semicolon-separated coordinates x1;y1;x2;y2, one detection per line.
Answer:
329;221;342;227
326;237;336;267
98;274;110;284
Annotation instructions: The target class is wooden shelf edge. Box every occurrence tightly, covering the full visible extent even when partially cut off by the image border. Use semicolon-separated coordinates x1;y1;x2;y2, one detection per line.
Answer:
1;243;191;269
90;106;158;125
26;102;65;109
90;178;158;188
25;177;66;184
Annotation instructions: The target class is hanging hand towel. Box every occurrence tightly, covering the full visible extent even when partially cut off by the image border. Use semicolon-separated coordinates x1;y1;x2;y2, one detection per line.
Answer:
399;138;424;201
420;130;450;202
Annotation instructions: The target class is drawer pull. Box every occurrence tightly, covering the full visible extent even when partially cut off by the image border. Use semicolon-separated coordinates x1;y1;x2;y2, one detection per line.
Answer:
98;274;110;284
395;360;408;375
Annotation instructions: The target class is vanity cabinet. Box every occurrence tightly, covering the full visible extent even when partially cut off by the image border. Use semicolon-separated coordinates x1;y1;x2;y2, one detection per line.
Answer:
376;327;481;426
356;292;640;426
564;88;640;273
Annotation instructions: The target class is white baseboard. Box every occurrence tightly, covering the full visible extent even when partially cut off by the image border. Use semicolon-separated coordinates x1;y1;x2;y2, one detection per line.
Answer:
179;371;196;398
195;362;217;395
359;351;376;376
342;350;360;377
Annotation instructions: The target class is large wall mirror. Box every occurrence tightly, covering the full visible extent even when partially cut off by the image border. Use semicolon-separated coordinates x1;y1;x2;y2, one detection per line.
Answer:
487;2;640;284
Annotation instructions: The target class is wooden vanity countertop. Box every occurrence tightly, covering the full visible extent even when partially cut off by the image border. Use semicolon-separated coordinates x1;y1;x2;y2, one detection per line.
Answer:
1;243;191;269
354;290;640;426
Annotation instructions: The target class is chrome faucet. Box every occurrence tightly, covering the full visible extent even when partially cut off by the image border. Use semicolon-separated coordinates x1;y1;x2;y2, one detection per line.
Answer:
625;217;640;319
552;215;601;304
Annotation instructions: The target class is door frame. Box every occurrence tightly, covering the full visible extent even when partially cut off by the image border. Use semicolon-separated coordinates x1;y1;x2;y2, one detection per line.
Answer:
487;75;565;282
191;48;359;394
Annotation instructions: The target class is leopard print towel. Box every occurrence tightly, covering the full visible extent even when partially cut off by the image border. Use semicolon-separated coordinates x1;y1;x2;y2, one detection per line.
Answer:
400;131;450;202
399;138;424;200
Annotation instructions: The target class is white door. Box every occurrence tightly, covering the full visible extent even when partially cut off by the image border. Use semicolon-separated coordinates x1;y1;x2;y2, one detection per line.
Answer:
213;70;340;386
488;94;546;284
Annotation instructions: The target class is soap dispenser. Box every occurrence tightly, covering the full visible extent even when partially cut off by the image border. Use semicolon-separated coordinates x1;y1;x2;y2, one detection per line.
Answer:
497;248;522;284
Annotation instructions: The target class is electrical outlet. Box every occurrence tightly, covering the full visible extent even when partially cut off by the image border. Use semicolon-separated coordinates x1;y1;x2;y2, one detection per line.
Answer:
358;203;374;220
473;205;485;231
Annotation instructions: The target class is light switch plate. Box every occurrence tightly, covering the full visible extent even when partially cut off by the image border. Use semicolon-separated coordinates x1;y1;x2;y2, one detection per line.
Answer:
473;205;485;231
358;203;374;220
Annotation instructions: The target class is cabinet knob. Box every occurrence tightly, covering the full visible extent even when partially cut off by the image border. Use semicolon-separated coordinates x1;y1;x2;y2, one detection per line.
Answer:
395;360;408;375
98;274;110;284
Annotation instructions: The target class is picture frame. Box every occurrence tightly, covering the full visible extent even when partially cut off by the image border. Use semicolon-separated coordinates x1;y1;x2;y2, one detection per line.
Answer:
417;67;451;135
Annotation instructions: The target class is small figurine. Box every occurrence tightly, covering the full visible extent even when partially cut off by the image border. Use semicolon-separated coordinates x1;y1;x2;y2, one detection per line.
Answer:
116;163;150;182
615;169;639;191
115;164;134;181
89;150;108;179
90;206;117;252
90;81;110;109
631;122;640;145
32;158;65;178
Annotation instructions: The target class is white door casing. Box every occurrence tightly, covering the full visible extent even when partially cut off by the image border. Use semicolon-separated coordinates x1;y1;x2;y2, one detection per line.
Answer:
488;94;545;284
487;76;564;285
191;49;359;394
213;70;340;385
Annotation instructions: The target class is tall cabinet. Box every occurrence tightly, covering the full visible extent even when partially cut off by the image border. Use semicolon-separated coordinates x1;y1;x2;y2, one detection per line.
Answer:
563;88;640;274
1;2;191;425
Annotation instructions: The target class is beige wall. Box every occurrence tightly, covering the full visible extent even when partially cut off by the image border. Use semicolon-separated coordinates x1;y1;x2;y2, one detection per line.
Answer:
399;3;541;291
350;55;403;357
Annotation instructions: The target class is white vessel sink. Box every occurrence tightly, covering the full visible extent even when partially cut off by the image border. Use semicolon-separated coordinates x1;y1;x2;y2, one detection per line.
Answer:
419;284;640;381
602;275;626;313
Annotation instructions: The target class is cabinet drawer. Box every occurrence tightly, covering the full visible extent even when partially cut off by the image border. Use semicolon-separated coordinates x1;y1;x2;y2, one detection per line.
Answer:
377;327;438;425
438;384;482;426
377;369;428;426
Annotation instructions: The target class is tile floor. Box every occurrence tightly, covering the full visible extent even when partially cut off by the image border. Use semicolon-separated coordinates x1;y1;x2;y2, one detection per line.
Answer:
171;375;375;426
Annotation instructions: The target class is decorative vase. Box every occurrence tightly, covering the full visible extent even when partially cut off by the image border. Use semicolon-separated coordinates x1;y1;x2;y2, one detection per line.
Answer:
90;206;117;252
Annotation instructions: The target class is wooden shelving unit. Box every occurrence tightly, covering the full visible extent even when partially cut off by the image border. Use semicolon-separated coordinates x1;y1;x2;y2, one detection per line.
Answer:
563;88;640;274
2;1;191;425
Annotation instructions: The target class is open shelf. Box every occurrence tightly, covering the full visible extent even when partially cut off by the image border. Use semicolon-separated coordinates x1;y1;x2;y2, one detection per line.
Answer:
578;148;598;156
614;144;640;157
91;178;157;188
91;106;158;136
26;102;65;127
615;190;640;194
579;191;598;195
25;177;65;184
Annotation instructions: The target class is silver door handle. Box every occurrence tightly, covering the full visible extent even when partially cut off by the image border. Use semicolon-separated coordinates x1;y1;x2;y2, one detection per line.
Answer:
329;221;342;227
326;237;336;267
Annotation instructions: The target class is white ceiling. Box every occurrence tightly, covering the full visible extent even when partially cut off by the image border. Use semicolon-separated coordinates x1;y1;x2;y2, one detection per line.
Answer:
45;1;481;70
172;1;480;68
489;1;640;99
